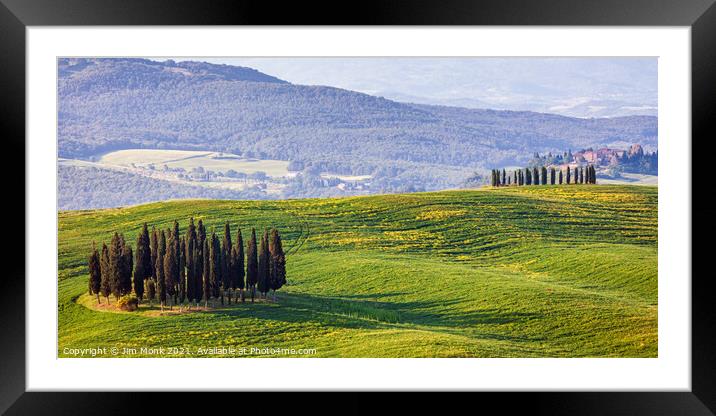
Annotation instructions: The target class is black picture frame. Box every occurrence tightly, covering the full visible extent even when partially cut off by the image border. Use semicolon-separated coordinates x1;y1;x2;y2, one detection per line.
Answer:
1;0;713;414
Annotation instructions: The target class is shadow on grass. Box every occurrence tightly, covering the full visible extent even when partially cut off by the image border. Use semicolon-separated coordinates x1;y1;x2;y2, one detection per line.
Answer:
201;292;543;341
69;287;547;347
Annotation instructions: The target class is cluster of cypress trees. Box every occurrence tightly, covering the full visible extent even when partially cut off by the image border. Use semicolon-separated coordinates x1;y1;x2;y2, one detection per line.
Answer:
490;165;596;187
87;233;133;303
88;219;286;311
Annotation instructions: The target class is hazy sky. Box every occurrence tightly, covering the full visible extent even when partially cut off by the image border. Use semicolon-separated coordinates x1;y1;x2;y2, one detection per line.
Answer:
158;57;657;118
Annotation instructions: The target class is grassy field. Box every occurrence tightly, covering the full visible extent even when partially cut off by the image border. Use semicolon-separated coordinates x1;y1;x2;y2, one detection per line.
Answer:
97;149;291;177
58;185;657;358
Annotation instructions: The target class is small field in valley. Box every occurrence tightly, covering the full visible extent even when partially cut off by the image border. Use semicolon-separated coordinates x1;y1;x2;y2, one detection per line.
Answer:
58;185;657;358
596;172;658;186
97;149;291;177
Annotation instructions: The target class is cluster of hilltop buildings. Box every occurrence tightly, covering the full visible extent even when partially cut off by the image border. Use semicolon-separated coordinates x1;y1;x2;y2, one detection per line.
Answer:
529;144;655;174
571;144;646;167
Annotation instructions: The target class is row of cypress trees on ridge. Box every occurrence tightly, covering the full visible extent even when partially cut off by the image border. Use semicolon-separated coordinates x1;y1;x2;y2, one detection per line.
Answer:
490;165;597;187
87;218;287;311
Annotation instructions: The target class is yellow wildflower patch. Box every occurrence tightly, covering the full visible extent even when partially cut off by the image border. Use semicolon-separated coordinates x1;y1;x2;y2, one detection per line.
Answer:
415;208;467;221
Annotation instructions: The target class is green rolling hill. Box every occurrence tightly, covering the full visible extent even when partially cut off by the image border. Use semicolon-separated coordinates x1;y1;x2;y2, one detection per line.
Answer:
58;185;657;357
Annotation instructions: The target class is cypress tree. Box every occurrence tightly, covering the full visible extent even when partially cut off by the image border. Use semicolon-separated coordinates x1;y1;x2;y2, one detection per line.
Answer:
541;166;548;185
525;168;532;185
230;246;239;301
194;241;203;308
163;231;170;303
222;222;232;304
185;223;195;307
133;224;149;301
158;229;166;259
214;234;223;302
164;237;177;310
88;244;101;304
246;228;258;302
550;168;556;185
179;237;186;308
579;167;584;184
149;226;158;280
109;233;123;301
194;242;204;307
100;243;111;304
141;224;152;280
155;250;166;311
257;230;270;298
218;241;225;305
172;220;181;258
269;228;286;301
490;169;496;187
187;245;202;308
210;233;221;303
502;169;506;186
566;166;571;184
173;232;181;304
533;167;539;185
187;217;197;242
203;238;211;308
235;228;245;302
169;228;179;306
186;218;197;306
171;222;181;304
146;278;156;307
513;170;518;186
121;238;133;296
197;219;206;249
198;220;208;306
559;169;563;184
162;244;176;310
191;242;199;307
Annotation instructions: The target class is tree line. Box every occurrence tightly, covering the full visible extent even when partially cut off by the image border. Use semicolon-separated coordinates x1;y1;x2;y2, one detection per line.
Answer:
490;165;596;187
87;218;286;311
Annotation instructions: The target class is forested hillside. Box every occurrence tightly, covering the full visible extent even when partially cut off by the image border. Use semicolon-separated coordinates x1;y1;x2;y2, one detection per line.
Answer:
58;58;657;208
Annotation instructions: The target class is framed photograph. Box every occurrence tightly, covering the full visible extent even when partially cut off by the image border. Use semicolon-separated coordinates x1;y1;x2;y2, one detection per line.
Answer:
3;0;712;413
